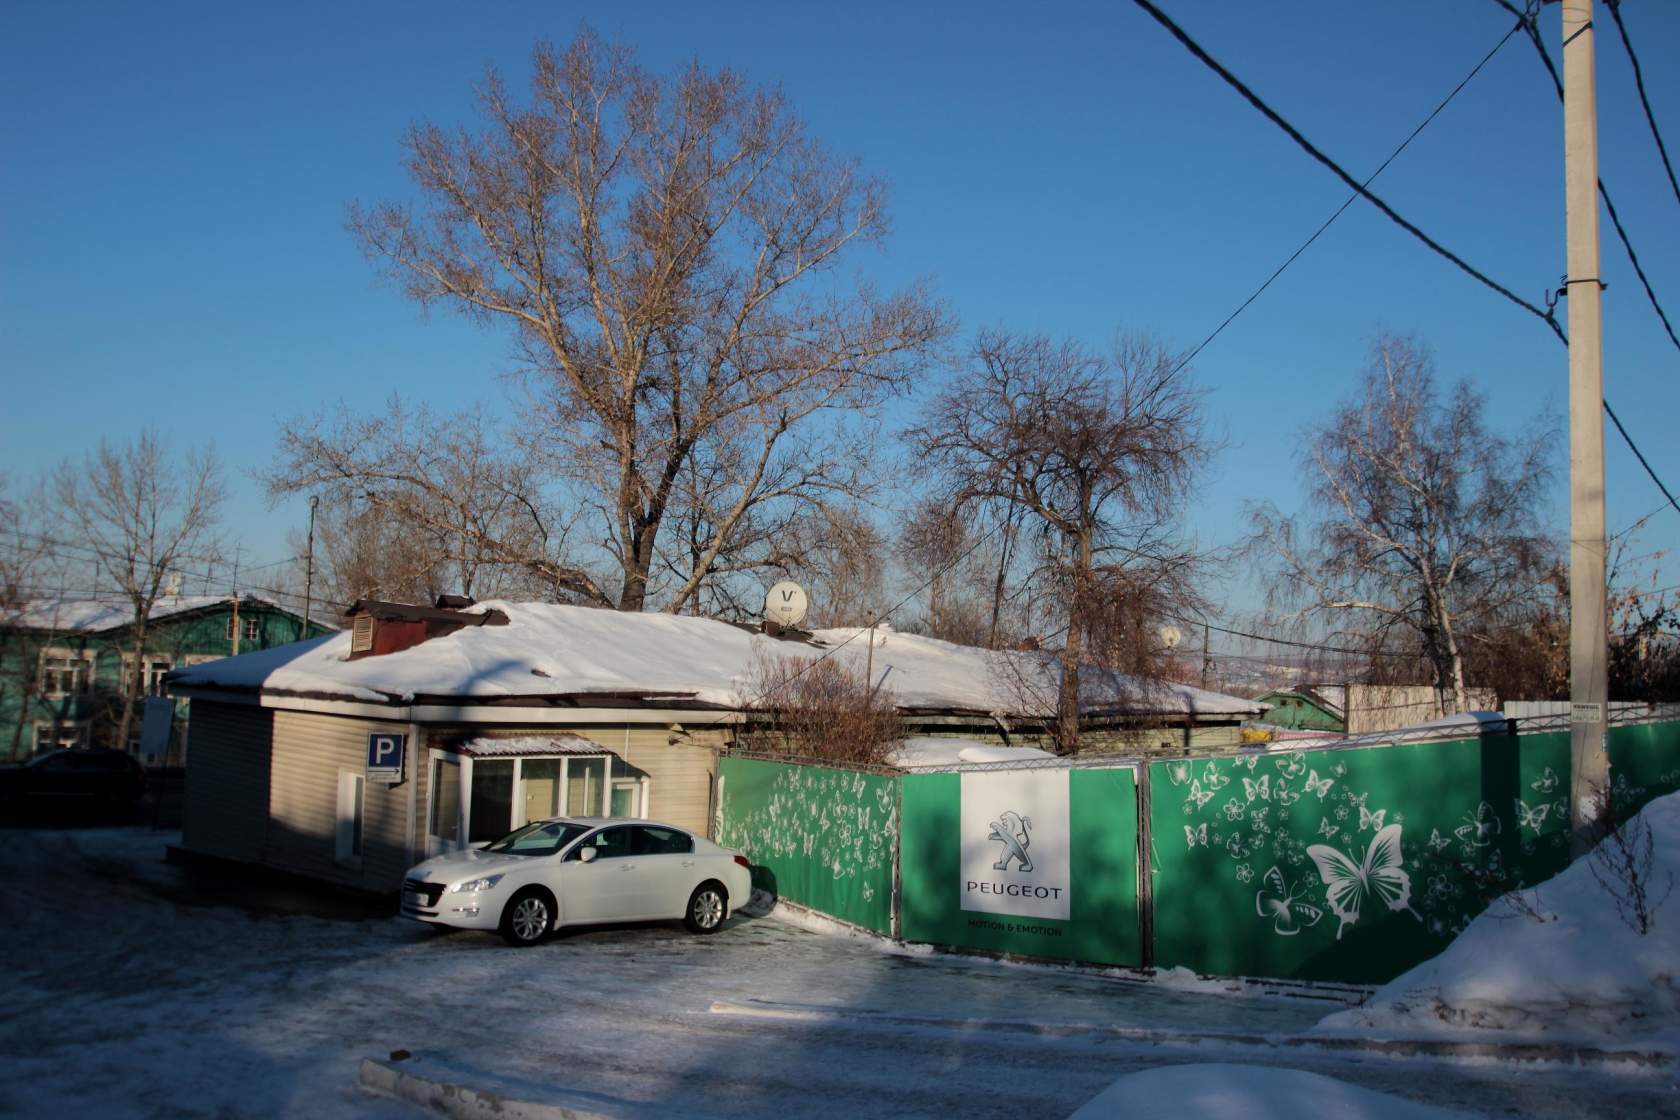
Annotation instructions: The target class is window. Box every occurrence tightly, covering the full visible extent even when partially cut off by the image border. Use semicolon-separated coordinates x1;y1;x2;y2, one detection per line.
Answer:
631;826;692;856
570;825;632;860
610;779;644;818
484;820;592;857
33;722;89;753
39;652;93;698
468;759;514;843
336;770;365;865
565;756;606;816
429;757;460;844
225;617;260;642
125;657;174;697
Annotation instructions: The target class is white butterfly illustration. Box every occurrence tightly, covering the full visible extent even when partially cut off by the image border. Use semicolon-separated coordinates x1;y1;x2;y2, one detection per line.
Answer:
1184;823;1209;848
1455;802;1501;847
1275;785;1301;806
1255;865;1324;936
1358;806;1387;832
1184;780;1215;812
1332;762;1348;777
1317;818;1339;839
1307;824;1420;940
1274;755;1306;780
1531;767;1559;794
1227;833;1251;859
1166;760;1193;787
1243;774;1271;802
1427;828;1451;852
1347;791;1369;811
1202;761;1230;790
1304;770;1336;799
1513;798;1551;833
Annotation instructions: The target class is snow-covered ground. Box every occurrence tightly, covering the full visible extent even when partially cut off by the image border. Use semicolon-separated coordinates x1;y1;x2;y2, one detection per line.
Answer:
1318;791;1680;1053
1070;1064;1477;1120
3;827;1675;1119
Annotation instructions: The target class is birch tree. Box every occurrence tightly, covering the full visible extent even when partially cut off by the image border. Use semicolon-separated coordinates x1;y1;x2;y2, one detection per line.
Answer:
348;30;945;612
1251;336;1557;712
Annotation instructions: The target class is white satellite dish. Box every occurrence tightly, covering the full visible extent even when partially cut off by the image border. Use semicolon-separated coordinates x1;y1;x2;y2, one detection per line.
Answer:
1158;624;1183;650
764;580;809;627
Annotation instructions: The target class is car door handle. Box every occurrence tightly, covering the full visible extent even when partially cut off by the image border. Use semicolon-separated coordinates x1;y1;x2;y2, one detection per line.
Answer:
682;860;695;868
619;863;635;872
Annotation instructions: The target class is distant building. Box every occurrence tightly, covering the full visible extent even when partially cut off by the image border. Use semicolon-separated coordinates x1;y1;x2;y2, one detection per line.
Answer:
0;595;334;761
1251;686;1346;733
1251;683;1500;738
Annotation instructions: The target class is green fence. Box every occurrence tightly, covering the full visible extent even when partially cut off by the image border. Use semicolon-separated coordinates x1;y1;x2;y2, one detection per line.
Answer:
718;723;1680;984
1150;722;1680;984
900;765;1141;966
714;756;897;935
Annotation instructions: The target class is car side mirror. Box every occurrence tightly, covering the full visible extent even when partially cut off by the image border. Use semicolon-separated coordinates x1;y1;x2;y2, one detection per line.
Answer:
578;846;598;864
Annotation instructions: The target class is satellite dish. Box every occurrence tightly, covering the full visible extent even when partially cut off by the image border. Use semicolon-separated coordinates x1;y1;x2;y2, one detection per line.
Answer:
764;580;809;627
1159;624;1183;650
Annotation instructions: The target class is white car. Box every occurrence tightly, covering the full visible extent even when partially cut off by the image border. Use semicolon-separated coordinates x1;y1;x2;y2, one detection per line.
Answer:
401;817;754;946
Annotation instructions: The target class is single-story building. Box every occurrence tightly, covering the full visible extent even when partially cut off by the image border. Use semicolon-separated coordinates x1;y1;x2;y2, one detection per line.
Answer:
167;598;1262;892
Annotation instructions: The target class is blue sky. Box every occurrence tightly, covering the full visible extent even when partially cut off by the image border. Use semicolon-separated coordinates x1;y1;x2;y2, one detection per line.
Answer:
4;0;1679;620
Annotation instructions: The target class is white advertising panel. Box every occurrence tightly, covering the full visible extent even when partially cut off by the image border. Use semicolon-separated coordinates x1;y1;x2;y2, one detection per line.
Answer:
960;768;1071;920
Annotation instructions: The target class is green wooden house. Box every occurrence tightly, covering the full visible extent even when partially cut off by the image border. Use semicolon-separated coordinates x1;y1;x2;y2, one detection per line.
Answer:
1250;685;1346;733
0;595;334;762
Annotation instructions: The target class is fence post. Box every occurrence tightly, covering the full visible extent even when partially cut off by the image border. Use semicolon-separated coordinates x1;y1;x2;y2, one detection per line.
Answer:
1136;763;1154;969
891;776;903;941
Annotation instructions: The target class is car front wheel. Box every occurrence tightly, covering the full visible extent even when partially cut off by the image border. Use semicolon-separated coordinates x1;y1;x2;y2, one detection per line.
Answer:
684;882;727;934
500;889;553;947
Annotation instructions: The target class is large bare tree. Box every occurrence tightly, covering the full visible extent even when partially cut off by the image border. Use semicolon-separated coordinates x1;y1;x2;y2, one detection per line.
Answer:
348;30;945;612
1251;335;1558;713
909;330;1210;752
53;431;225;750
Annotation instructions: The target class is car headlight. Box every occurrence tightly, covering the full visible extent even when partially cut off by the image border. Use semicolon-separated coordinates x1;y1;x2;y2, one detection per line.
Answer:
451;875;504;893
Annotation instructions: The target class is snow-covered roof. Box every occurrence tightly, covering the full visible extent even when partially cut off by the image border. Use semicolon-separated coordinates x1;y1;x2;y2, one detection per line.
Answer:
453;734;607;757
5;595;232;633
1260;711;1509;752
886;737;1059;770
166;600;1263;720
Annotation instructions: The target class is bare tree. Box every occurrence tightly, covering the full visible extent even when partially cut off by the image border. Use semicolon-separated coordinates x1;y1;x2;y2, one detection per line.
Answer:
52;431;225;751
1250;336;1558;713
908;330;1210;753
272;399;601;605
0;477;73;759
349;30;946;613
743;649;904;766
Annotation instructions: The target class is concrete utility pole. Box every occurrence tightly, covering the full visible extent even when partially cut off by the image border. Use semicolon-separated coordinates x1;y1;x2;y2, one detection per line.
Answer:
1563;0;1611;857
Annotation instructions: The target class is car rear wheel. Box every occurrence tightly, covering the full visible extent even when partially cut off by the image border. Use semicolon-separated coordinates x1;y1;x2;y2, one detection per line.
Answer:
500;889;553;947
684;882;727;934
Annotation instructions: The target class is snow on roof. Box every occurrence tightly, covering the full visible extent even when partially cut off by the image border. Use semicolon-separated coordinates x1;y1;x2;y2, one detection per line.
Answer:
1259;711;1510;753
886;737;1059;770
5;595;232;633
166;600;1264;719
453;734;607;757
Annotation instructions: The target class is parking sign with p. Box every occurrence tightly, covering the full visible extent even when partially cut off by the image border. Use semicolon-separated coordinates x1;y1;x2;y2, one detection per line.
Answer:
366;732;406;784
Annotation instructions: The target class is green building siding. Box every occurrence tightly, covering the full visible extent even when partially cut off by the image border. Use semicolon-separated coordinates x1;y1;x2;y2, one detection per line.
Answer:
1254;691;1344;733
1;600;332;760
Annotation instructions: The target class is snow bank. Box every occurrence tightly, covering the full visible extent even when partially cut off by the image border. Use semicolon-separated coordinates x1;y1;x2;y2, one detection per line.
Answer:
1316;791;1680;1046
886;736;1058;769
1069;1064;1474;1120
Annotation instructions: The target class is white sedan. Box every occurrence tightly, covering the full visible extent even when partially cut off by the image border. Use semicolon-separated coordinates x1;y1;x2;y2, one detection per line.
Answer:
401;818;754;947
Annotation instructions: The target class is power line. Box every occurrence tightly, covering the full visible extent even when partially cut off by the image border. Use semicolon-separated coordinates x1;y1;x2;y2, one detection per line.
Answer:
1137;0;1680;524
1604;0;1680;213
1169;16;1526;374
1131;0;1564;343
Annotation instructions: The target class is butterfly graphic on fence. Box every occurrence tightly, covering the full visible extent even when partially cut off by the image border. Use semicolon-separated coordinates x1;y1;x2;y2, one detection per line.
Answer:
1304;771;1336;799
1513;799;1551;833
1255;866;1324;936
1243;775;1271;802
1275;785;1301;806
1455;802;1501;847
1184;780;1216;812
1358;806;1387;832
1165;761;1193;787
1427;828;1451;852
1184;823;1209;848
1316;818;1339;840
1307;824;1419;941
1202;761;1230;790
1227;833;1251;859
1531;767;1559;794
1275;755;1306;780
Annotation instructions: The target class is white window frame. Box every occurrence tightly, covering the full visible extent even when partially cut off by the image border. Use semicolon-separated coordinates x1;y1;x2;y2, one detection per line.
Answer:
423;752;632;855
121;654;176;697
244;618;259;643
336;769;366;867
33;721;90;753
38;648;94;699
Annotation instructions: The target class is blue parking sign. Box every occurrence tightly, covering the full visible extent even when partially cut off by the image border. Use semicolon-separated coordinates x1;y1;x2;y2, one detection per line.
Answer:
366;732;406;783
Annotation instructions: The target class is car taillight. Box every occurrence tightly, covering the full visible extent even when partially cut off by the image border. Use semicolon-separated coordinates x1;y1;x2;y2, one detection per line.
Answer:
733;854;751;869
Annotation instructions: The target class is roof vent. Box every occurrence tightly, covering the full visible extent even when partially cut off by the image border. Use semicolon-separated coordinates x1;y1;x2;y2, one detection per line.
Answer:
351;614;374;654
435;594;476;609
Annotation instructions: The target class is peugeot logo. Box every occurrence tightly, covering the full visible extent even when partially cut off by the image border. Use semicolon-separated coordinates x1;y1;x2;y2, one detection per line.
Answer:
988;810;1033;873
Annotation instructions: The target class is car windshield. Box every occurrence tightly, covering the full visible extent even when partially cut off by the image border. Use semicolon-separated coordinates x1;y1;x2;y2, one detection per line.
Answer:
483;820;592;856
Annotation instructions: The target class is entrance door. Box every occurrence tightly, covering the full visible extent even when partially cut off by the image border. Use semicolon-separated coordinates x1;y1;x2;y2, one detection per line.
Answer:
425;751;463;857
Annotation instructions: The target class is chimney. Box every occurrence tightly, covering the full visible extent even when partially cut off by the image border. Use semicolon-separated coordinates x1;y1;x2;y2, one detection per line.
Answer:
343;597;509;660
